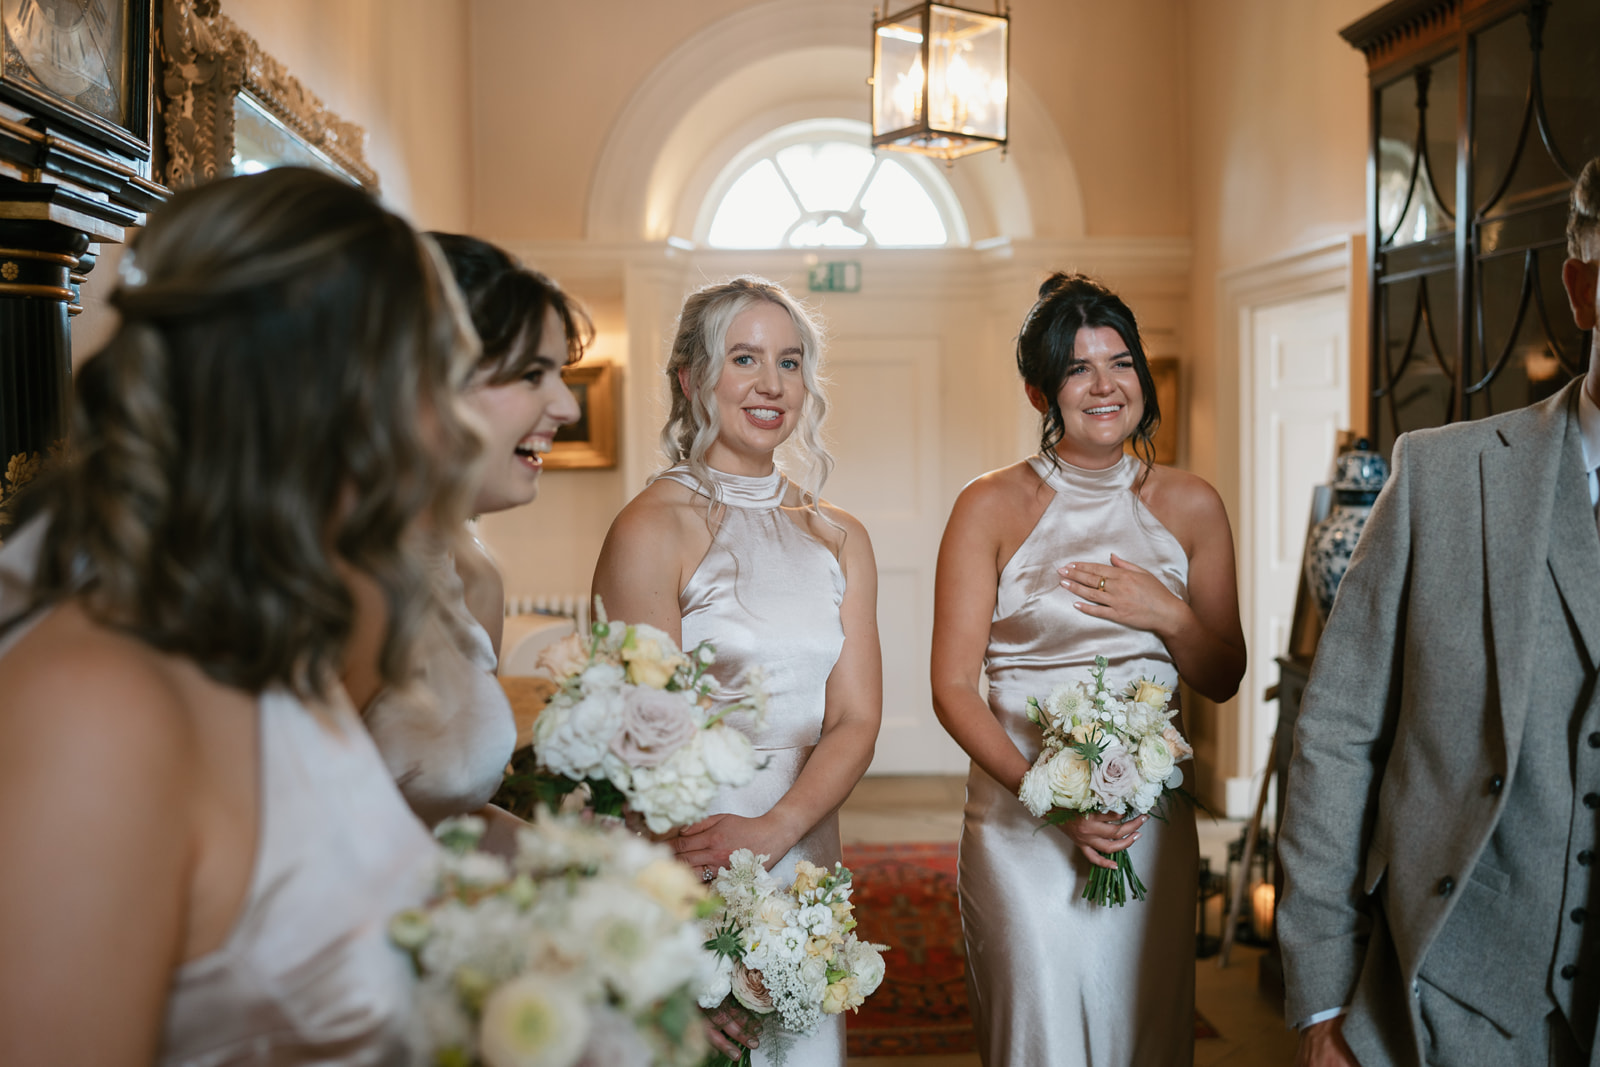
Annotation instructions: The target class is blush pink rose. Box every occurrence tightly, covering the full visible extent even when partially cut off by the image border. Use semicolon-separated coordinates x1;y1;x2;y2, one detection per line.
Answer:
610;687;698;767
730;963;775;1014
1089;742;1140;811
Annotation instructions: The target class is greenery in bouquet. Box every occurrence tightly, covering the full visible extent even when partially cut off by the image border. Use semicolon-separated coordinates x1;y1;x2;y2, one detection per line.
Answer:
1018;656;1194;906
391;812;718;1067
697;850;888;1066
508;602;766;832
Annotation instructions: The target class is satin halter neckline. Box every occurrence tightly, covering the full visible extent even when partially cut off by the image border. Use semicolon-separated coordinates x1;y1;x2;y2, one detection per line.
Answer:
1030;451;1136;493
677;464;787;509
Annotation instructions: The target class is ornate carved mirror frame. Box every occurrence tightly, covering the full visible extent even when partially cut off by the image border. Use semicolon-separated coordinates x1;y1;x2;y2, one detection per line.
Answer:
159;0;377;191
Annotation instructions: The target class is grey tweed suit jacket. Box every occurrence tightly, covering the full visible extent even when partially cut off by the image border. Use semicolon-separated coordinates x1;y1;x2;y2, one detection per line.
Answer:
1278;379;1600;1066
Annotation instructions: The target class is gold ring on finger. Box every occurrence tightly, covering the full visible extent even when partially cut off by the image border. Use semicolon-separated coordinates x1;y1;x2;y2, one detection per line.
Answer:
1098;576;1107;591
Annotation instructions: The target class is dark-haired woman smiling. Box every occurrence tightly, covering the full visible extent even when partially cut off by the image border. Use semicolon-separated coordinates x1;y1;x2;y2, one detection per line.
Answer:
930;273;1245;1066
360;234;586;832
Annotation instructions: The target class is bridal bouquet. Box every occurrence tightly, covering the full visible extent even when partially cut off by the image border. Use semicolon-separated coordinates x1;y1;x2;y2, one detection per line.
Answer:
391;812;715;1067
521;603;765;833
1018;656;1193;906
698;850;888;1066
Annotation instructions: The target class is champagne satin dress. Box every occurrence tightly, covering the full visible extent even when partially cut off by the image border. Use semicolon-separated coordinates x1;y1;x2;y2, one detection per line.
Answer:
959;453;1198;1067
0;520;438;1066
366;550;516;825
659;464;848;1067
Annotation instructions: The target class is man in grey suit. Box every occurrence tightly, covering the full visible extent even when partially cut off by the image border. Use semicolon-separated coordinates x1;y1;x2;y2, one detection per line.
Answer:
1279;157;1600;1067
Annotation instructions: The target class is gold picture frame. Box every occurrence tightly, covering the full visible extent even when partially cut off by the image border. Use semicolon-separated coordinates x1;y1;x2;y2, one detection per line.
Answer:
546;361;618;470
1124;356;1180;465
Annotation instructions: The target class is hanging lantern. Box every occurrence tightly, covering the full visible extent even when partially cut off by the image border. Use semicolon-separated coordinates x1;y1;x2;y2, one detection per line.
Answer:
870;3;1009;161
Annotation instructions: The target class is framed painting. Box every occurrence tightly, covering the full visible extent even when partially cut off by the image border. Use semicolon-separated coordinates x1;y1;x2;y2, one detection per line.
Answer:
546;361;618;470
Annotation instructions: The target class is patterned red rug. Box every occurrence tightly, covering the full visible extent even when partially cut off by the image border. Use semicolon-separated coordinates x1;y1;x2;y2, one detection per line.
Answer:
841;841;1221;1057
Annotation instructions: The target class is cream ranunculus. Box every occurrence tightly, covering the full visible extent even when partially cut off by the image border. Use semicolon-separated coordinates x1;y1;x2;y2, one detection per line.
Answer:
610;687;698;767
1135;734;1175;783
1044;751;1094;809
730;963;775;1014
821;979;852;1014
621;625;689;688
477;972;590;1067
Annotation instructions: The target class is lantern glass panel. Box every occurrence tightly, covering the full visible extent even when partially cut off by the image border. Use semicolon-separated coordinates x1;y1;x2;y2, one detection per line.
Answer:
873;11;926;136
927;5;1007;141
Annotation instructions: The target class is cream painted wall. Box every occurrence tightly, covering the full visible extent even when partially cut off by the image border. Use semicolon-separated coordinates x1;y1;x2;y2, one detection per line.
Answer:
469;0;1187;241
1184;0;1374;807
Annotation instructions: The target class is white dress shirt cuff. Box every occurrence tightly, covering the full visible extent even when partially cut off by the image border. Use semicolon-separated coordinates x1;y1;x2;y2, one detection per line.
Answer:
1294;1006;1346;1030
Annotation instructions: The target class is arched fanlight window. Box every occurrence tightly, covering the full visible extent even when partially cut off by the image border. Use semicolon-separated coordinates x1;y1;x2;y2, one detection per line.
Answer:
700;119;968;249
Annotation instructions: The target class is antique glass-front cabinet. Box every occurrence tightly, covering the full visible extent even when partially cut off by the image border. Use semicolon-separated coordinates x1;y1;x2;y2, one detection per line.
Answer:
1341;0;1600;453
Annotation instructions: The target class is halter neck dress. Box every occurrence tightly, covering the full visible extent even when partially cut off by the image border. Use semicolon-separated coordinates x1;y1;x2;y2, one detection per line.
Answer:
958;453;1199;1066
658;464;848;1067
0;520;437;1065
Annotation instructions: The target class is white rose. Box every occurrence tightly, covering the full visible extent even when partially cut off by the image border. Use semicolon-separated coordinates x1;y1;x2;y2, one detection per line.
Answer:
535;687;625;781
1018;763;1055;817
1089;741;1139;812
699;723;759;787
1135;734;1175;783
1045;752;1094;809
847;940;887;998
698;952;734;1009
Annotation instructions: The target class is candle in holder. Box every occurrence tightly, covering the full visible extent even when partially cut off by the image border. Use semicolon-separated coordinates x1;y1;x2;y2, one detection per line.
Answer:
1251;881;1277;942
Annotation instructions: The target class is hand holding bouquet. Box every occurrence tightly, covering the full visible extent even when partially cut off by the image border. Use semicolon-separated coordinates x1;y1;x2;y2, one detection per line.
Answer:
698;850;888;1066
1018;656;1194;906
516;601;765;833
391;813;717;1067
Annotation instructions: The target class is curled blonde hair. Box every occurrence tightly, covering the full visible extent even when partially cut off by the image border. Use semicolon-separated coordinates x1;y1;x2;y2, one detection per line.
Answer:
657;276;833;510
20;167;482;700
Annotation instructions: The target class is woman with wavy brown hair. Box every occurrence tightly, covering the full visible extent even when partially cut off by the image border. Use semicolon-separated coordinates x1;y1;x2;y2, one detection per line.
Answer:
0;166;480;1064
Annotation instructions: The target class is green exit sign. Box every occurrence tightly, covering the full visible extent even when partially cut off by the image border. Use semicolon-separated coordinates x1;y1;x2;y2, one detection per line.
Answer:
808;261;861;293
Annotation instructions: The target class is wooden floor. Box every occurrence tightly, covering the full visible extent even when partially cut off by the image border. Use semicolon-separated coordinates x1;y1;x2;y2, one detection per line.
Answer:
838;776;1300;1067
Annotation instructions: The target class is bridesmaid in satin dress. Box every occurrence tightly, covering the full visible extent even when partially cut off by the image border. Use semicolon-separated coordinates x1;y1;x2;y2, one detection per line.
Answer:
931;273;1246;1066
0;168;480;1064
592;276;883;1067
361;234;586;845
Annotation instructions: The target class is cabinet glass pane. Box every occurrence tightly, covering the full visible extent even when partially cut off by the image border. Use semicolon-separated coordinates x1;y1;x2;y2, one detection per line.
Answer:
1473;12;1569;217
1376;55;1457;248
1468;247;1583;421
1375;269;1458;454
1542;0;1600;182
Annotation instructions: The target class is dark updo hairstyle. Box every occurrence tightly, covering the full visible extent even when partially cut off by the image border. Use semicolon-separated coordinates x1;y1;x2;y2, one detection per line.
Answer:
20;166;482;699
1016;272;1161;473
427;232;593;383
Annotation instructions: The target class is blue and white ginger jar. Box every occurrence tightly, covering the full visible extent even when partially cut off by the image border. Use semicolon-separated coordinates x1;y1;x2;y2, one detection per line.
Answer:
1305;440;1389;621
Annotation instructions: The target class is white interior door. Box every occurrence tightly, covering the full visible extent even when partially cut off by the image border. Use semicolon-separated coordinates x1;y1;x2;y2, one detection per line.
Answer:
818;335;966;774
1242;291;1349;812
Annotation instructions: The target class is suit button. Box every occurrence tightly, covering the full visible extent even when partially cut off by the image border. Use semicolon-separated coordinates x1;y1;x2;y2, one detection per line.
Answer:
1438;876;1455;896
1590;732;1600;748
1574;909;1589;924
1489;775;1504;795
1564;964;1580;980
1582;851;1595;867
1585;793;1600;810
